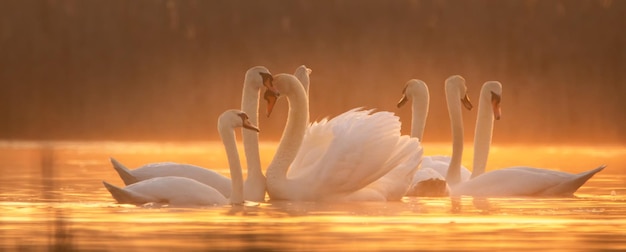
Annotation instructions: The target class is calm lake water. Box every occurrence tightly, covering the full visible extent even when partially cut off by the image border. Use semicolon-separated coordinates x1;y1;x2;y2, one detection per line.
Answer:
1;141;625;251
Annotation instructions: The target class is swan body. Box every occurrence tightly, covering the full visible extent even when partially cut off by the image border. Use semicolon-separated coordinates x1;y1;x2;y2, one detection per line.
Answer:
102;110;258;206
421;156;471;182
406;156;473;196
451;165;606;197
103;176;229;206
450;81;605;197
108;66;273;202
264;74;422;201
110;159;232;196
398;79;471;196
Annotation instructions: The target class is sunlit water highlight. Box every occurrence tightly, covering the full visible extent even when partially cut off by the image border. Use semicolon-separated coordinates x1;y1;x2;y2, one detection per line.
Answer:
0;141;624;251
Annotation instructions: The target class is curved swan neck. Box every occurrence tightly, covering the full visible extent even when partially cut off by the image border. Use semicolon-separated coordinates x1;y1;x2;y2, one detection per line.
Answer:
294;68;310;95
241;84;263;180
218;124;244;204
410;88;429;141
445;85;464;186
471;85;496;178
265;76;309;199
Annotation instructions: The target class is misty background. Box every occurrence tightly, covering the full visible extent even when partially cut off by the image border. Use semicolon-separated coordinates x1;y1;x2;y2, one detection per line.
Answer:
0;0;624;144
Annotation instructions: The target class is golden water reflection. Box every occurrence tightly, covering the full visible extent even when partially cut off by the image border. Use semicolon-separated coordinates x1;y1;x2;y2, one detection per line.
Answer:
0;141;625;251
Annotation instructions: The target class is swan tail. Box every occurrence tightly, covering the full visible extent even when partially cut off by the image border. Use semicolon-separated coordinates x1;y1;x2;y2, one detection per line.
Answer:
541;164;606;196
110;157;139;186
102;181;149;205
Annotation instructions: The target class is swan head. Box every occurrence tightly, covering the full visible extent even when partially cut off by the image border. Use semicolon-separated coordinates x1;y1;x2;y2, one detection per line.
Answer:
481;81;502;120
263;74;304;117
445;75;473;110
218;109;260;132
244;66;280;96
294;65;312;80
397;79;428;108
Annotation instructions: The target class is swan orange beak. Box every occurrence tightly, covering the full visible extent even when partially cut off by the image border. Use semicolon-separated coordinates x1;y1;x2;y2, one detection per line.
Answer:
491;91;501;120
397;94;409;108
237;112;260;132
397;85;409;108
461;94;473;110
259;72;280;96
264;88;279;117
243;120;260;132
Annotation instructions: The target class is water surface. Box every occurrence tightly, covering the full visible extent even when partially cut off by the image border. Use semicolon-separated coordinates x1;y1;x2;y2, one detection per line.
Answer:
1;141;625;251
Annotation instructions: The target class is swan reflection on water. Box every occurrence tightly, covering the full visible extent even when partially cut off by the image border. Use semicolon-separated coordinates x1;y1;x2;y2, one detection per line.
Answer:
0;141;624;251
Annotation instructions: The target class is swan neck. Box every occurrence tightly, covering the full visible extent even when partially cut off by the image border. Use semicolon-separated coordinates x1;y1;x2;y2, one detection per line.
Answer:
445;89;464;186
265;83;309;200
471;92;495;178
241;84;264;180
218;125;244;204
410;92;429;141
295;73;310;95
241;84;266;201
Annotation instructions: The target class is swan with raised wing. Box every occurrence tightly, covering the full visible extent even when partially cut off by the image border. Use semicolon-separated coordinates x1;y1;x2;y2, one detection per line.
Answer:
263;74;422;201
102;110;259;206
450;81;606;197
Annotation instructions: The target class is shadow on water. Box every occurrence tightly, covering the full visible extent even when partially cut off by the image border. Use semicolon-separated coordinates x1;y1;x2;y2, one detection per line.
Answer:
39;143;77;252
451;196;492;214
0;141;624;251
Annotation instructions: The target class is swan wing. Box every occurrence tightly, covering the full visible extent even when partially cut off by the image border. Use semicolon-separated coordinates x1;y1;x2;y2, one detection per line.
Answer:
103;180;156;204
422;155;472;182
106;176;229;206
537;165;606;196
406;167;450;197
348;135;423;201
291;109;405;197
452;168;550;196
123;162;232;197
412;167;445;184
452;166;599;197
287;118;333;179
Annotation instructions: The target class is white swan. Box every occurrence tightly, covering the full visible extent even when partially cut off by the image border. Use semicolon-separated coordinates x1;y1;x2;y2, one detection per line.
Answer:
263;74;422;201
450;81;606;197
398;79;472;196
294;65;312;95
102;110;259;206
107;66;274;202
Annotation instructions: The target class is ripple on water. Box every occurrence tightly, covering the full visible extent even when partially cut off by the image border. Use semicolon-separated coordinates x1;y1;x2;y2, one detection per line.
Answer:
0;141;625;251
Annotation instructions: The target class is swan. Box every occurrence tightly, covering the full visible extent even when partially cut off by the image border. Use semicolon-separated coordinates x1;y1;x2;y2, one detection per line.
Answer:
108;66;274;202
263;73;422;201
450;81;606;197
294;65;312;95
397;79;472;196
102;110;259;206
